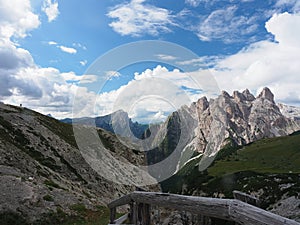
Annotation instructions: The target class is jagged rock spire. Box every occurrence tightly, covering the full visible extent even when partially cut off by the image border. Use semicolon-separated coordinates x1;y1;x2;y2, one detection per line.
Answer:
197;96;209;112
242;89;255;101
233;91;246;102
257;87;275;103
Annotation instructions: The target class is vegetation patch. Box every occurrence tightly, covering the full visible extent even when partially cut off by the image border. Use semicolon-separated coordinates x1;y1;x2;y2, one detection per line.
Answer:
0;211;28;225
34;205;120;225
43;194;54;202
44;179;64;190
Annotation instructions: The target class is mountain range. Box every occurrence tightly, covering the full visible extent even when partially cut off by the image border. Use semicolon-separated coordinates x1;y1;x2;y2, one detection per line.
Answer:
61;110;148;139
1;87;300;224
146;87;300;177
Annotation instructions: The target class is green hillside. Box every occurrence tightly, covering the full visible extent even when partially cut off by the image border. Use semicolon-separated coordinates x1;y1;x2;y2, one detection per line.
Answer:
161;131;300;209
209;132;300;176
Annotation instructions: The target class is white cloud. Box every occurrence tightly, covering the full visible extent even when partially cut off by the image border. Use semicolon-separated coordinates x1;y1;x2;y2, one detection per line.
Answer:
185;0;223;7
185;0;202;7
42;0;59;22
177;55;224;68
47;41;79;54
73;42;87;50
275;0;300;13
2;63;99;118
196;6;258;43
58;45;77;54
80;60;88;66
0;0;40;39
48;41;57;45
155;54;178;61
105;71;121;80
210;12;300;105
107;0;175;36
0;0;97;119
61;72;97;84
90;65;219;123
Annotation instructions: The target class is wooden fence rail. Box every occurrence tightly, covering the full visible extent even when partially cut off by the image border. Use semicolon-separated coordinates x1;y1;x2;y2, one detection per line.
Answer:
108;191;300;225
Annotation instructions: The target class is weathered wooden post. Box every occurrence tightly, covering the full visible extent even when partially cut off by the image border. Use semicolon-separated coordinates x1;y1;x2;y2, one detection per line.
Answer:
129;201;138;224
142;203;151;225
233;190;261;207
136;203;150;225
110;207;116;224
137;203;143;224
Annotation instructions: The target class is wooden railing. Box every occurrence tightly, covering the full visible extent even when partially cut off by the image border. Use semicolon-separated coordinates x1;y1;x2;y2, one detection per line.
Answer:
108;191;300;225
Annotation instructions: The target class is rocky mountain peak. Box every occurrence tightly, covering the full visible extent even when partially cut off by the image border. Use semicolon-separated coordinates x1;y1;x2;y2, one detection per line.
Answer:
233;90;246;102
196;96;209;112
221;90;231;98
151;87;300;175
242;89;255;101
257;87;275;103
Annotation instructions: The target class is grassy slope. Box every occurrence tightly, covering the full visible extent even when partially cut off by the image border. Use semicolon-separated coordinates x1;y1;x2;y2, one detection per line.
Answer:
0;205;124;225
161;131;300;209
209;134;300;176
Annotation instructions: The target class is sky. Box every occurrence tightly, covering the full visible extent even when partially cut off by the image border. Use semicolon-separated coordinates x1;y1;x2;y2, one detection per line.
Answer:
0;0;300;123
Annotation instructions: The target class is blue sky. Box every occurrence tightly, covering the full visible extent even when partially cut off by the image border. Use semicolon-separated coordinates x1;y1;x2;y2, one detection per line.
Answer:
0;0;300;122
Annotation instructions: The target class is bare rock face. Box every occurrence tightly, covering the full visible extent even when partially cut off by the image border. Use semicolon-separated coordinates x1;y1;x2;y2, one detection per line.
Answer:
152;88;300;168
257;87;275;103
190;88;300;157
278;103;300;121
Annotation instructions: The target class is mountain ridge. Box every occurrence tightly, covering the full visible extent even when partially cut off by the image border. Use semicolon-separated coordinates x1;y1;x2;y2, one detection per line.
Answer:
146;87;300;175
61;109;149;139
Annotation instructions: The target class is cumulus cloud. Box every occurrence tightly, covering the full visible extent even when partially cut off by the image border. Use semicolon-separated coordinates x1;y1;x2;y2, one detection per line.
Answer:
0;0;40;39
42;0;59;22
2;65;99;118
0;40;34;70
88;65;219;123
0;0;97;118
107;0;175;36
210;12;300;105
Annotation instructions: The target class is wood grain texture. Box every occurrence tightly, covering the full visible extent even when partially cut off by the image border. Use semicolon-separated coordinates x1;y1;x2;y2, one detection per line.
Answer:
108;191;300;225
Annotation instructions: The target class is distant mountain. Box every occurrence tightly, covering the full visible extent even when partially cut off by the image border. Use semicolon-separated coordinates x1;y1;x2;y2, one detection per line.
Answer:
61;110;149;139
0;102;156;224
278;103;300;120
147;87;300;175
